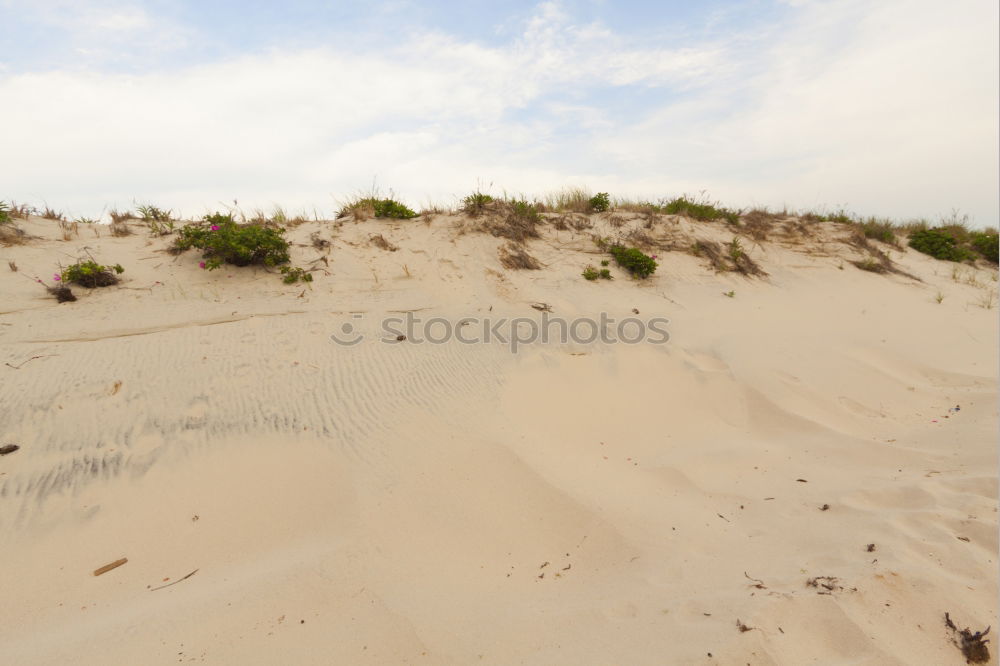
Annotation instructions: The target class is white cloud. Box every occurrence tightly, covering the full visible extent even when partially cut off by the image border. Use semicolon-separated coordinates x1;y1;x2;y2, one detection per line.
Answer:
0;0;995;225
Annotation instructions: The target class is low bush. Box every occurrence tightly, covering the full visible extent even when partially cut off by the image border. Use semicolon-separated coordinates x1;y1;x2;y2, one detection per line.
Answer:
858;218;898;245
969;230;999;263
908;228;974;262
0;201;9;225
608;244;657;278
173;213;290;269
61;260;124;287
340;197;418;219
589;192;610;213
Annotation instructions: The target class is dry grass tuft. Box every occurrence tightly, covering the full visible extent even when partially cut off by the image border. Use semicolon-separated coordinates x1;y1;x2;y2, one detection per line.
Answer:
8;260;17;272
540;187;592;214
109;209;136;225
0;224;29;246
310;232;331;251
41;206;66;221
498;241;541;270
110;220;133;237
58;220;79;241
370;233;399;252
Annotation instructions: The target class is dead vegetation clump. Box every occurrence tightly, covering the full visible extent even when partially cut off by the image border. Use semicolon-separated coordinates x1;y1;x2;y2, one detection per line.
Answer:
110;220;133;237
498;241;541;270
310;232;331;251
741;209;779;241
480;200;542;243
109;209;135;225
691;238;767;276
369;233;398;252
48;284;77;302
41;206;65;221
58;220;79;240
846;231;916;278
945;612;991;664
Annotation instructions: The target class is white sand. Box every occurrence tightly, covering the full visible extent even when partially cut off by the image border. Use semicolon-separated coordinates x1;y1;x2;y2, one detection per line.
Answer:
1;212;997;665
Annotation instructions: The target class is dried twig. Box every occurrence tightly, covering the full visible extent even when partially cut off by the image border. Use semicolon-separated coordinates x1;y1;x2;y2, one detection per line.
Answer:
5;354;58;370
150;569;199;591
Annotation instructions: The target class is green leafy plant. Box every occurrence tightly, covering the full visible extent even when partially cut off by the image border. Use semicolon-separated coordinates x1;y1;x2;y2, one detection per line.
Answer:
582;265;613;281
280;266;313;284
339;196;418;219
588;192;610;213
173;213;290;270
608;245;657;278
61;260;124;287
723;290;735;298
600;259;610;266
0;201;10;225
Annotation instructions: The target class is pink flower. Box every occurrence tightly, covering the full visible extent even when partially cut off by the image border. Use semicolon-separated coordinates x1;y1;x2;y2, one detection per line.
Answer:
199;261;206;269
53;274;61;281
210;225;219;231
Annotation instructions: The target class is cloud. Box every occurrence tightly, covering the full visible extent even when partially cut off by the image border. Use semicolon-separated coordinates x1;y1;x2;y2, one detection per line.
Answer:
0;0;995;225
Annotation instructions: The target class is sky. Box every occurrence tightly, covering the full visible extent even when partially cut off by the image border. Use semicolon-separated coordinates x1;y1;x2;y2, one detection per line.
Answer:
1;0;997;225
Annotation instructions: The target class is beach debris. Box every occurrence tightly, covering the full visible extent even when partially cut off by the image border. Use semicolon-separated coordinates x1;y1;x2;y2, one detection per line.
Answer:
945;612;990;664
795;478;808;483
820;504;830;511
736;619;754;633
150;569;199;591
957;536;971;542
866;544;877;552
716;513;730;522
530;302;552;312
631;308;640;314
396;334;406;341
806;576;849;595
93;557;128;577
0;444;20;456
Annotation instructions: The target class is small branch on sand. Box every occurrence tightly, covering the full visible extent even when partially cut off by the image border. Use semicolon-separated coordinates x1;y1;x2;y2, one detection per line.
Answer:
5;355;58;370
150;569;199;591
93;558;128;576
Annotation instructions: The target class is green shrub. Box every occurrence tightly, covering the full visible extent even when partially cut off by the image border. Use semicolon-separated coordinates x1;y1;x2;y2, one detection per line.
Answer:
908;228;974;262
969;230;999;263
61;260;124;287
589;192;610;213
0;201;9;225
600;259;609;266
664;197;739;224
608;245;657;278
173;213;290;269
136;204;173;222
599;268;612;279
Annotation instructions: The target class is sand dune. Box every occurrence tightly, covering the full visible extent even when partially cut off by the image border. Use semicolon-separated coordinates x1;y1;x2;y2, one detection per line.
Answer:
1;211;997;665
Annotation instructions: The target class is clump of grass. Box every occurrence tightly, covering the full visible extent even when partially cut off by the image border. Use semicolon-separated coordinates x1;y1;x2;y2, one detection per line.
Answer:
741;209;778;240
61;259;124;287
0;200;10;225
370;233;398;252
339;196;417;220
498;241;540;270
858;218;899;246
173;213;290;270
280;266;313;284
4;201;35;219
310;232;330;251
58;220;79;240
461;191;495;217
0;202;28;245
727;237;767;276
136;204;173;222
664;196;739;225
48;284;77;302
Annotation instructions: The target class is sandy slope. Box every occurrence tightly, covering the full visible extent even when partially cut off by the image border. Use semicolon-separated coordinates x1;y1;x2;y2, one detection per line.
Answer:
0;212;997;665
